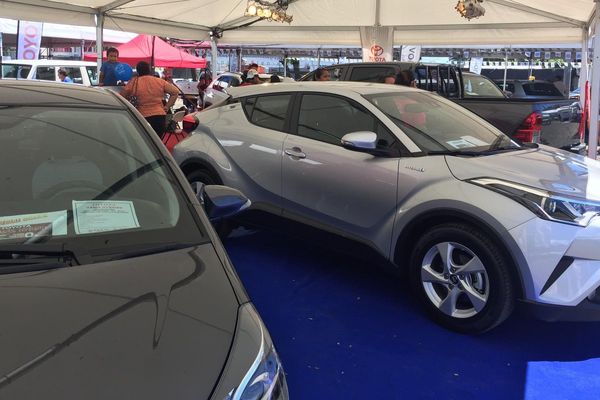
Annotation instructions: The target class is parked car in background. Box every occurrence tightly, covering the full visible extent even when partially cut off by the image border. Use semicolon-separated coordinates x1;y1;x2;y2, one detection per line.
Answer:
300;62;583;152
174;82;600;334
1;59;98;85
0;80;288;399
203;71;294;108
494;79;566;99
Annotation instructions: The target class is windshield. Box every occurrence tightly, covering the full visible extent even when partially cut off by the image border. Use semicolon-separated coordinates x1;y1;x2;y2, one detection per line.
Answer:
365;91;520;153
0;106;207;264
462;74;505;98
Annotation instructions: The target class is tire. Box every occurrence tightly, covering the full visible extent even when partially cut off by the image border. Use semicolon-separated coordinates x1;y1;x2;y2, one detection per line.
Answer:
408;223;515;334
185;168;233;239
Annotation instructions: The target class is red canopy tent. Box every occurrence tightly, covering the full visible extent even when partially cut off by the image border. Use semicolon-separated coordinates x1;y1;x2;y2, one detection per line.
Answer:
85;34;207;68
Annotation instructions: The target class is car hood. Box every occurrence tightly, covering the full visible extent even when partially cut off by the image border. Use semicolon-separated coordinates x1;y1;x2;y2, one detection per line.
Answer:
445;145;600;201
0;244;239;399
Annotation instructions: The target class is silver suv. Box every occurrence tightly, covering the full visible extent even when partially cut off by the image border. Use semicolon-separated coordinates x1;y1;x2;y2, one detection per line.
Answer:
174;82;600;333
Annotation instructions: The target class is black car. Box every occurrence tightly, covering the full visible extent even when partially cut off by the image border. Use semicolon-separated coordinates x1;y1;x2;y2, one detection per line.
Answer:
494;79;567;99
0;80;288;399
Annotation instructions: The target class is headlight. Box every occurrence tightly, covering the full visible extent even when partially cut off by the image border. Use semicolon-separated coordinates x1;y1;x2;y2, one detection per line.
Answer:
470;178;600;227
212;303;288;400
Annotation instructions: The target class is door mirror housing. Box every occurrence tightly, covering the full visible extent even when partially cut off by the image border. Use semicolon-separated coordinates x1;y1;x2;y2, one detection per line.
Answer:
341;131;377;151
194;183;250;220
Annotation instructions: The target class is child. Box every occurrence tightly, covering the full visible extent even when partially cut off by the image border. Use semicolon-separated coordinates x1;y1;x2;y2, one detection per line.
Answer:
99;47;120;86
58;69;73;83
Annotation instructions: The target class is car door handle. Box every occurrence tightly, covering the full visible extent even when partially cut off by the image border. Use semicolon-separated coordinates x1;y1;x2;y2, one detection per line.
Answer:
284;147;306;159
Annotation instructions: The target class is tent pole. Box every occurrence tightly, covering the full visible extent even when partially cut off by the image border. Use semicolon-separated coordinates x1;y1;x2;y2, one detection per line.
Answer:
502;46;508;90
581;27;589;108
95;12;104;70
210;36;218;79
317;48;321;68
588;0;600;159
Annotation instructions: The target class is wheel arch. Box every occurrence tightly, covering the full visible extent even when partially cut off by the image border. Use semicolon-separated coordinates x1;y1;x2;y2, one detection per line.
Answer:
393;207;529;299
179;157;223;185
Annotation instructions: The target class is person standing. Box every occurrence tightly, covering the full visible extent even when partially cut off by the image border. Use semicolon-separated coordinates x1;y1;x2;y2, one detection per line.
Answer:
58;69;73;83
99;47;120;86
120;61;180;139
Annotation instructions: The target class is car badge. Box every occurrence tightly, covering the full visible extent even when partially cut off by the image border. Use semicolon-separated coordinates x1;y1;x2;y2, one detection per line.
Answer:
405;165;425;172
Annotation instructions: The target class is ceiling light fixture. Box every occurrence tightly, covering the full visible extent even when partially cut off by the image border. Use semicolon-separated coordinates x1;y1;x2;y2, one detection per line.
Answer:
245;0;293;23
455;0;485;20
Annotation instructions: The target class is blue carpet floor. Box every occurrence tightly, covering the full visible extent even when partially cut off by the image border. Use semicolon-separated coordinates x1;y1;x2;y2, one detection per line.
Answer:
223;229;600;400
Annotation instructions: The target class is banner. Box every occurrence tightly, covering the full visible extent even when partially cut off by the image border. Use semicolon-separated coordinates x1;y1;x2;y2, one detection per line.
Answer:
360;26;393;62
17;20;43;60
400;45;422;63
469;57;483;74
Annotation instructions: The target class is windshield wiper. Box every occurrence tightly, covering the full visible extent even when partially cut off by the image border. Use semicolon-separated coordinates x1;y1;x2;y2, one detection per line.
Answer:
110;242;197;261
0;243;92;267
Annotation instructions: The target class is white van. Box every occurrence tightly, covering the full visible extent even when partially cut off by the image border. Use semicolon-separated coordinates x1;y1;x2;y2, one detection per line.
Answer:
1;60;98;86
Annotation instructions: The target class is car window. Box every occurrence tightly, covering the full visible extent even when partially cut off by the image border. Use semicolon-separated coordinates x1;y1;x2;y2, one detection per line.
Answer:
349;66;396;83
86;66;98;85
522;82;563;97
2;64;32;79
366;91;514;152
62;67;83;84
244;94;292;132
297;94;377;146
462;74;505;98
35;66;56;81
0;106;207;262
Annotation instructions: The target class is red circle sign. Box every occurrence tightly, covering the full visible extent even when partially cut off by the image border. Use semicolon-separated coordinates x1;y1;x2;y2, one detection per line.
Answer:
370;45;384;57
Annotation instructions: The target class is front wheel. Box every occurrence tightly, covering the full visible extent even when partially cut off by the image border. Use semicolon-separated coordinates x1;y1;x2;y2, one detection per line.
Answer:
408;223;515;334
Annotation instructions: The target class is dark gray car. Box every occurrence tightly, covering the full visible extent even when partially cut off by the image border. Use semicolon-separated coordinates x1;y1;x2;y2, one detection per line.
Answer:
0;80;288;399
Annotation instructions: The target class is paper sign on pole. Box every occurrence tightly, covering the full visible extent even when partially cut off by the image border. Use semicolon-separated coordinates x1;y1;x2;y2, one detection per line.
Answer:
400;45;422;63
17;20;43;60
469;57;484;75
360;27;394;62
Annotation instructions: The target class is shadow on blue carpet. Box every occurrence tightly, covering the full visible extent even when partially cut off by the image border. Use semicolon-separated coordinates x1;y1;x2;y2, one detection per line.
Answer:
223;229;600;400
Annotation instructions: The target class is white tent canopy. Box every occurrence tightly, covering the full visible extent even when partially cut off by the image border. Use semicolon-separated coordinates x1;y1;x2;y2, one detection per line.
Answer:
0;0;595;46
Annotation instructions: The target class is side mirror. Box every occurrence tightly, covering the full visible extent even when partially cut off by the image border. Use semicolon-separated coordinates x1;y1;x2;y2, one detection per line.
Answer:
341;131;377;152
193;183;250;221
503;90;513;98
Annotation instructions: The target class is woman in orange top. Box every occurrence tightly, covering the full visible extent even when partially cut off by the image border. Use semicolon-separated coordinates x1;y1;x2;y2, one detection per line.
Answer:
120;61;180;139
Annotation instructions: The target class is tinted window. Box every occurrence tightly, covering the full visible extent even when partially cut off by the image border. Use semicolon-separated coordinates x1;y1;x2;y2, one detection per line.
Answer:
297;94;376;145
462;74;504;98
62;67;83;84
349;67;396;82
522;82;563;97
2;64;32;79
245;94;292;131
35;67;56;81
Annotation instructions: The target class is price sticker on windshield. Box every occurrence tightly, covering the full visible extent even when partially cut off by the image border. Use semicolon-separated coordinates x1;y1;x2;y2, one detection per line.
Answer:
73;201;140;235
0;210;67;241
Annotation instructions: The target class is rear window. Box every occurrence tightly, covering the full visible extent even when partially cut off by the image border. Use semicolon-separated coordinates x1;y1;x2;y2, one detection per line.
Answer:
349;67;397;82
243;94;292;131
522;83;563;97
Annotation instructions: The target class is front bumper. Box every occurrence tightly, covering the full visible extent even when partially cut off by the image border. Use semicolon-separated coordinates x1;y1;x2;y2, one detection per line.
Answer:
509;216;600;316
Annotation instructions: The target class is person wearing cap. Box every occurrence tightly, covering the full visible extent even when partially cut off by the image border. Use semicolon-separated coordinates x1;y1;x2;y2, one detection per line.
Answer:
240;69;260;86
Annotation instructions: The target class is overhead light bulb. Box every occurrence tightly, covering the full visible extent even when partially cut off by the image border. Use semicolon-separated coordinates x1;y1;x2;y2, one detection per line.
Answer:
247;4;257;15
263;8;272;18
257;7;264;17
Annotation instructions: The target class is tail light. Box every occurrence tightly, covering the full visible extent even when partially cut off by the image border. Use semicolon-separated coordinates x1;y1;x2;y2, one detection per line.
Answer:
514;112;542;143
182;113;199;134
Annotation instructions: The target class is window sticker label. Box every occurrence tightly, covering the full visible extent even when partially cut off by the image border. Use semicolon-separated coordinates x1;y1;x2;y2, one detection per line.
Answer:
73;201;140;235
0;210;67;241
447;135;489;149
